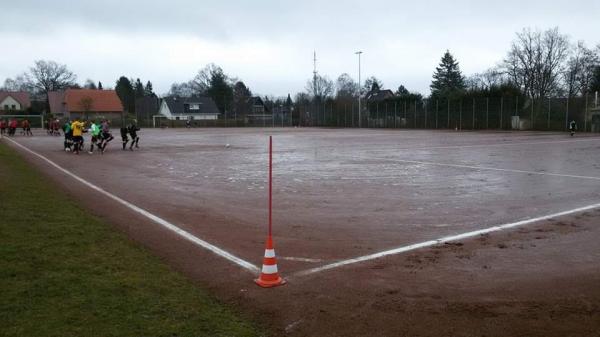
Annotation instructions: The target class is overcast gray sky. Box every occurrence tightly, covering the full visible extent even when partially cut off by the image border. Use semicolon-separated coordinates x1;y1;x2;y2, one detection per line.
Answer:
1;0;598;97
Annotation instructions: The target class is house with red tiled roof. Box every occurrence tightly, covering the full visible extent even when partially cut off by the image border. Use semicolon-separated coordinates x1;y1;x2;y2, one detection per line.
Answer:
48;89;123;119
0;91;31;112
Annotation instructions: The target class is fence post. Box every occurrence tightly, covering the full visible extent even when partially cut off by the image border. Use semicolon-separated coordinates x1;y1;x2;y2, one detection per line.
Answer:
447;100;450;129
472;98;475;130
422;100;429;129
486;97;489;129
414;100;417;128
459;100;463;130
500;97;503;130
531;98;534;130
394;101;397;128
436;99;439;129
548;97;551;130
585;94;589;132
565;97;569;130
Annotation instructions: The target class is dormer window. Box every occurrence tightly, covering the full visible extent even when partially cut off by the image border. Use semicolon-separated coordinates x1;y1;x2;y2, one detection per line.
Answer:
189;103;200;110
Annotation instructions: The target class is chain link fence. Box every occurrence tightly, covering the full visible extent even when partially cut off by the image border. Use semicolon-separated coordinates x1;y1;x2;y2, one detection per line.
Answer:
146;95;600;132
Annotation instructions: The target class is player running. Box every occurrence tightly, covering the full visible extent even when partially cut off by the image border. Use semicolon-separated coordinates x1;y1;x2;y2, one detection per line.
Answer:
120;125;129;150
63;119;73;151
98;120;114;154
88;120;101;154
70;118;85;154
127;120;140;150
22;119;32;136
0;119;6;137
569;120;577;137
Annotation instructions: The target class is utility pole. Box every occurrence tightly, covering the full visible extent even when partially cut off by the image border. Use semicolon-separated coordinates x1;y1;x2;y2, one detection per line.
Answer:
355;51;363;128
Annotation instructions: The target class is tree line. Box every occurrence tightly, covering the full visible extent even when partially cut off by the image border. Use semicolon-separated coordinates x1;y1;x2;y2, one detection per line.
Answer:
2;26;599;117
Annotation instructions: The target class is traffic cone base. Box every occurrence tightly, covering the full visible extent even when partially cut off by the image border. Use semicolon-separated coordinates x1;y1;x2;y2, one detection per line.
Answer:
255;236;286;288
254;276;286;288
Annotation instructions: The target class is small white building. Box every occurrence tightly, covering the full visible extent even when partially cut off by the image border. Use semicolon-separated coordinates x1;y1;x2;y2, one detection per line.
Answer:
158;96;220;121
0;91;31;112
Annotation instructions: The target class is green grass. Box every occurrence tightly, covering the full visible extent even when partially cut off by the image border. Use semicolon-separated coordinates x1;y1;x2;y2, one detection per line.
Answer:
0;142;264;337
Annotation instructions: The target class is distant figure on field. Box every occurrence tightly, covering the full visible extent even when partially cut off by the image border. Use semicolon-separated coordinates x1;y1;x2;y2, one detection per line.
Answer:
98;120;114;153
569;120;577;137
88;121;101;154
22;119;32;136
8;119;18;136
70;118;85;154
120;125;129;150
0;119;7;136
127;120;140;150
63;119;73;151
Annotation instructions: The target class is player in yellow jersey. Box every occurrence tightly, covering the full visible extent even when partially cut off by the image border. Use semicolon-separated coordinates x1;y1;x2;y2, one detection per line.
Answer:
70;117;85;154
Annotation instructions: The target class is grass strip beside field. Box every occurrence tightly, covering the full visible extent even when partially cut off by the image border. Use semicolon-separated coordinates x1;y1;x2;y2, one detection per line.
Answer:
0;142;263;337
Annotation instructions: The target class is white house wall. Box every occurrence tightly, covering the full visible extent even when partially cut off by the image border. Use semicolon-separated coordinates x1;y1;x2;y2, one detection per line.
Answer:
0;96;22;110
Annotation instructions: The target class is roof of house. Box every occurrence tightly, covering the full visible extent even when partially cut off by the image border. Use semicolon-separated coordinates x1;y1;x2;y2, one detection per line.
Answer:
64;89;123;112
163;96;220;115
365;89;395;101
48;89;124;114
0;91;31;109
248;96;265;106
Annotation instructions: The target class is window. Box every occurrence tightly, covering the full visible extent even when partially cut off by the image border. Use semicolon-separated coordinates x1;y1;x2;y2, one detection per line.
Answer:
3;105;8;111
189;104;200;110
11;105;16;110
175;117;180;120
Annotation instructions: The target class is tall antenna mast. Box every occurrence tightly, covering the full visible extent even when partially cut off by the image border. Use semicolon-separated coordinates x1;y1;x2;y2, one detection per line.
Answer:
312;51;318;96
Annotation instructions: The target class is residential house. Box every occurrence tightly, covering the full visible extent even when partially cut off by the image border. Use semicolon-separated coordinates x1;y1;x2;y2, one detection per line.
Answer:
158;96;220;121
365;89;395;102
48;89;123;119
0;91;31;112
245;96;271;123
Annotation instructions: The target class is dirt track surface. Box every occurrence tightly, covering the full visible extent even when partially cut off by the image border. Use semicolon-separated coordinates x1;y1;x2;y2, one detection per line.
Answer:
4;128;600;336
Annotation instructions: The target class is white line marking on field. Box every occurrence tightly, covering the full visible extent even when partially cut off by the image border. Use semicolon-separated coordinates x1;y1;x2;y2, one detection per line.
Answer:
281;256;323;263
379;158;600;181
295;202;600;277
4;138;260;274
367;137;600;152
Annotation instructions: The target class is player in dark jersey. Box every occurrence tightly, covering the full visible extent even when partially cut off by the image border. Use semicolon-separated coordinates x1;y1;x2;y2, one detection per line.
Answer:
127;120;140;150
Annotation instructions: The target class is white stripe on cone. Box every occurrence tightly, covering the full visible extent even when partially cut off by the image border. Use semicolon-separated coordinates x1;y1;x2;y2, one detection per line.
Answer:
261;264;279;274
264;249;276;258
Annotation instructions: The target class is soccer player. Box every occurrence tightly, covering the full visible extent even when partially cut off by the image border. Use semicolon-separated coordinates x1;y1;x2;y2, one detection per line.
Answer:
63;119;73;151
22;119;32;136
127;120;140;150
569;120;577;137
120;125;129;150
70;118;85;154
98;120;114;154
8;119;17;136
88;121;101;154
0;119;6;137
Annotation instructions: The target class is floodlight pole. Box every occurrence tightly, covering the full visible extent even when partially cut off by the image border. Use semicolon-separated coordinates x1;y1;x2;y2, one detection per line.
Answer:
355;51;363;128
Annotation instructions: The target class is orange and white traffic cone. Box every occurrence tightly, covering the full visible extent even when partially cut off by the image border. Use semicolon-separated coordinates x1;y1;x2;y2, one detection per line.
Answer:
255;236;286;288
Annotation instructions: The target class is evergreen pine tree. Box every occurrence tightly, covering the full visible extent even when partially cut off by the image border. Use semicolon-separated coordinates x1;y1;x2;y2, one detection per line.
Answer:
134;78;145;98
144;81;154;96
98;81;103;90
115;76;135;113
430;50;466;98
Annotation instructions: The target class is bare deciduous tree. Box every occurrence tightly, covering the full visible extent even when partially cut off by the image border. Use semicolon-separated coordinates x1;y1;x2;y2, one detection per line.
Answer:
2;73;34;92
504;27;570;98
564;41;600;97
78;96;94;120
305;74;334;100
30;60;77;95
335;73;357;100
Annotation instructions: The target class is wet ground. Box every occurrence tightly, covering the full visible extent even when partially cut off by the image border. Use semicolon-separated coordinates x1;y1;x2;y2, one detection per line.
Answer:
5;128;600;336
